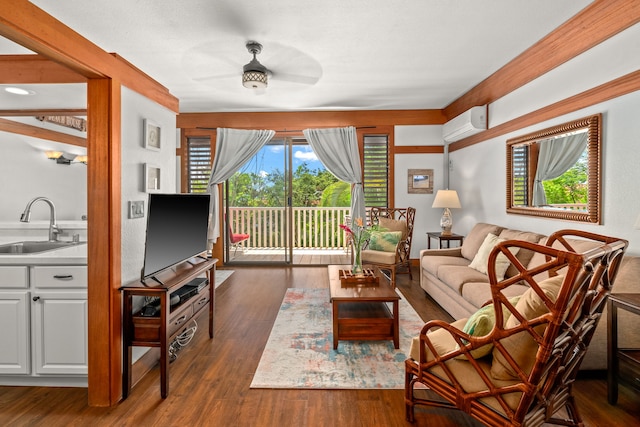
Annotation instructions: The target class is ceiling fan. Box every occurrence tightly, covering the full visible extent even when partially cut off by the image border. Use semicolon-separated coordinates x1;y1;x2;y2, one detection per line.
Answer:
186;40;322;91
242;41;268;89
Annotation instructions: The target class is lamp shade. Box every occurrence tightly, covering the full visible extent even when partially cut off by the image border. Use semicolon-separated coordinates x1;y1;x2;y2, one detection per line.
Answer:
432;190;461;209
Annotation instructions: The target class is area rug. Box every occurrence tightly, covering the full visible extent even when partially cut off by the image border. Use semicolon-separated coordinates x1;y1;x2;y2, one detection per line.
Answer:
250;287;424;389
215;270;234;288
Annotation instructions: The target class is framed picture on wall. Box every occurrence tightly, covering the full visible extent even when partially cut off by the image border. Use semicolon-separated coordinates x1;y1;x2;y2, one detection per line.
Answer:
143;118;161;151
144;163;161;193
408;169;434;194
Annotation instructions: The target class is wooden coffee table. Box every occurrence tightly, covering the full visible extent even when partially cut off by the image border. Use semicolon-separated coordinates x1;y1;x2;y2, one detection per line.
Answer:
328;264;400;349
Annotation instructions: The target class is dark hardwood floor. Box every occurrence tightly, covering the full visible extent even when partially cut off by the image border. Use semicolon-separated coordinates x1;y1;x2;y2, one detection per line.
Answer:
1;267;638;426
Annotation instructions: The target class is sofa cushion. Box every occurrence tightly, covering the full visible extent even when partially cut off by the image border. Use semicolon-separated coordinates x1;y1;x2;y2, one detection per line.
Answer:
468;233;520;281
461;223;504;261
361;249;395;264
421;255;470;277
490;274;564;381
437;265;489;294
461;282;530;310
368;231;402;252
378;217;407;240
498;229;546;278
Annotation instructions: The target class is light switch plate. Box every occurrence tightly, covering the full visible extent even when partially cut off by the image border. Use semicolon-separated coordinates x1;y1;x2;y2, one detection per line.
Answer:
129;200;145;219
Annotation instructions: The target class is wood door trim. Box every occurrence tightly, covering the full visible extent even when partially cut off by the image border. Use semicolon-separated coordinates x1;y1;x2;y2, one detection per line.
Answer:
177;110;446;130
87;78;122;407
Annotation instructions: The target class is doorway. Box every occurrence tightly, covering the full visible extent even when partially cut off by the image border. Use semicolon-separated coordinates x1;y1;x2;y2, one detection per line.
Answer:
224;137;350;265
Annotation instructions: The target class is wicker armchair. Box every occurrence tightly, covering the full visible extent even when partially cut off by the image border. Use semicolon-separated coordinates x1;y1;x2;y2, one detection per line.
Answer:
361;207;416;288
405;229;628;427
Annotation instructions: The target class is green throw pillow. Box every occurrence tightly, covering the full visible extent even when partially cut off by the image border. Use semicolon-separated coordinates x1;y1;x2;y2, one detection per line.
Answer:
368;231;402;252
455;296;521;359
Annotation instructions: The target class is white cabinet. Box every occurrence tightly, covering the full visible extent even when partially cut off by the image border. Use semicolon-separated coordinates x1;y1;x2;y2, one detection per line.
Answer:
32;291;88;375
0;291;30;374
0;264;87;384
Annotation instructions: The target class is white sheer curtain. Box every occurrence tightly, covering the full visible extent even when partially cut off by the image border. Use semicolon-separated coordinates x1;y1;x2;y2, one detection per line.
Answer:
207;128;275;243
532;132;587;206
303;126;366;222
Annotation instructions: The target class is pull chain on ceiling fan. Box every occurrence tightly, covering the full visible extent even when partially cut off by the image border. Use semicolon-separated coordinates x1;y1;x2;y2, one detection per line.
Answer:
242;41;268;89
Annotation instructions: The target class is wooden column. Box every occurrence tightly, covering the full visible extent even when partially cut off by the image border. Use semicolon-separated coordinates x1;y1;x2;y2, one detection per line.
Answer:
87;78;122;406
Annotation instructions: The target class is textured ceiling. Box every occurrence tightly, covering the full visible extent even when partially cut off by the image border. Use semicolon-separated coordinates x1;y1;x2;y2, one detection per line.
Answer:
2;0;593;113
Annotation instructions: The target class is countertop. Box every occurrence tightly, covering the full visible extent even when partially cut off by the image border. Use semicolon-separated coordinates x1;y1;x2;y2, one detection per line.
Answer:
0;221;88;265
0;240;88;266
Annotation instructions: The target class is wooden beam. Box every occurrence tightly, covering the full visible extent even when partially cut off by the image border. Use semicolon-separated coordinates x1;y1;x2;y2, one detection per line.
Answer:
0;54;86;83
0;117;86;146
444;0;640;120
395;146;444;154
0;109;87;116
0;4;179;112
86;78;122;407
449;69;640;152
177;109;446;130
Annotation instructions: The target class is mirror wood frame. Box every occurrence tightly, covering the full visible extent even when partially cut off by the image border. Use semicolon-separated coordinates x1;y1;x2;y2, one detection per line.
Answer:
506;114;602;224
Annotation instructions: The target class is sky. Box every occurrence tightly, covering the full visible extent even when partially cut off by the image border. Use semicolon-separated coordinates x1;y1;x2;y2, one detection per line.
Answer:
237;143;325;177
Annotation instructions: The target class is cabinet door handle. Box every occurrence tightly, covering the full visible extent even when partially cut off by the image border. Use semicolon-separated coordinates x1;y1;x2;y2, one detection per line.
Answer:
197;297;207;304
33;296;40;302
174;315;187;326
53;275;74;280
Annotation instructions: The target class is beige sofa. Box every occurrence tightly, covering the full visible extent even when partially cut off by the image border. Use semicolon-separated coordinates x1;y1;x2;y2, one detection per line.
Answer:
419;222;639;370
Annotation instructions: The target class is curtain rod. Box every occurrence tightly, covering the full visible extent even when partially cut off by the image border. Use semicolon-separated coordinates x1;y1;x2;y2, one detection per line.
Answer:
195;126;377;132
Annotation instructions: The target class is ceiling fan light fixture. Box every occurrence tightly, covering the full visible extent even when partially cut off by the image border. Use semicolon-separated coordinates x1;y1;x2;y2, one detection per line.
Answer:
242;41;268;89
242;70;268;89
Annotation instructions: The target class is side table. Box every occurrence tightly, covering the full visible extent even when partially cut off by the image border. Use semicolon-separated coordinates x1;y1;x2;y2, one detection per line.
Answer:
607;293;640;404
427;232;464;249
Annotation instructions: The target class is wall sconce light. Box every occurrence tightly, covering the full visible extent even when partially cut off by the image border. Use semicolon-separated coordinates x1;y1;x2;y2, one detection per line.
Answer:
44;151;87;165
45;151;63;160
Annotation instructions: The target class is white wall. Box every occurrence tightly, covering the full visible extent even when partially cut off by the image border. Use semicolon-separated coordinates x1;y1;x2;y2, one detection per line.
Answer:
394;125;445;257
448;23;640;255
120;87;177;284
0;127;87;227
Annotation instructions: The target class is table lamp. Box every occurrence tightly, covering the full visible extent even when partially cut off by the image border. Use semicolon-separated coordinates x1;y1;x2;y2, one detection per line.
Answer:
432;190;461;236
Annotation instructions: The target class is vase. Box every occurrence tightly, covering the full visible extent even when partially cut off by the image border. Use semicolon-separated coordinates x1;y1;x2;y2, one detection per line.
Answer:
352;244;363;276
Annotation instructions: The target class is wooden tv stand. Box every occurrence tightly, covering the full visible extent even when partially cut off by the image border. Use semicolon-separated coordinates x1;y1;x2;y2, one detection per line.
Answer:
120;256;217;399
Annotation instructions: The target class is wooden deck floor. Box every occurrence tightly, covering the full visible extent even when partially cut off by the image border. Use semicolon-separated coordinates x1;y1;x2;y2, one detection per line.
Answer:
1;266;638;426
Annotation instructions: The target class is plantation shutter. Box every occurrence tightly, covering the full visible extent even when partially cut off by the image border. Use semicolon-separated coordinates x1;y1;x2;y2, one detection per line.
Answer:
363;135;389;208
187;137;211;193
512;144;528;206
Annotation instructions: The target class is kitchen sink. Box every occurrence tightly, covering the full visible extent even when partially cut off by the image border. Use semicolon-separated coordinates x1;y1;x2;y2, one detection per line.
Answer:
0;241;85;254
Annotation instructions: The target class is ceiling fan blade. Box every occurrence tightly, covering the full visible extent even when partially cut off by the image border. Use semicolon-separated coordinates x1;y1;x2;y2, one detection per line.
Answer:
271;72;319;86
193;72;239;82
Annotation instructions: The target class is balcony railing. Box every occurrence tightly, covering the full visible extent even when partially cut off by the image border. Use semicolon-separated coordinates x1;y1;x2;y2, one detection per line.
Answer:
227;207;351;250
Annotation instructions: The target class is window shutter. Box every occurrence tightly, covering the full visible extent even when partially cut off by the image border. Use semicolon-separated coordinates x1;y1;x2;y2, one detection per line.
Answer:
512;145;528;206
187;137;211;193
363;135;389;208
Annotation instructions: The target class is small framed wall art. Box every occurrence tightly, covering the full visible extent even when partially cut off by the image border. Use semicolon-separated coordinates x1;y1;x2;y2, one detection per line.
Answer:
143;118;161;151
144;163;161;193
407;169;434;194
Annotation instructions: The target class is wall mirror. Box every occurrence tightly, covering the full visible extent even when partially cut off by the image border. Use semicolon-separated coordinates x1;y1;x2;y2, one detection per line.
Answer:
506;114;601;223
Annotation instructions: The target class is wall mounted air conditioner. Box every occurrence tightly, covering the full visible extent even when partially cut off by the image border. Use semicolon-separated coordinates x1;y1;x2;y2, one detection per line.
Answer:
442;105;487;143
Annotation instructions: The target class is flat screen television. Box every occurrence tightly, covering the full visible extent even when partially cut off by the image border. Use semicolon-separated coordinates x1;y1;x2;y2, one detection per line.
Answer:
141;193;210;282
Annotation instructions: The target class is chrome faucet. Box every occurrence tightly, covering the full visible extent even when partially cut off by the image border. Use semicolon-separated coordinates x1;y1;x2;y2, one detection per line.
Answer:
20;197;62;242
